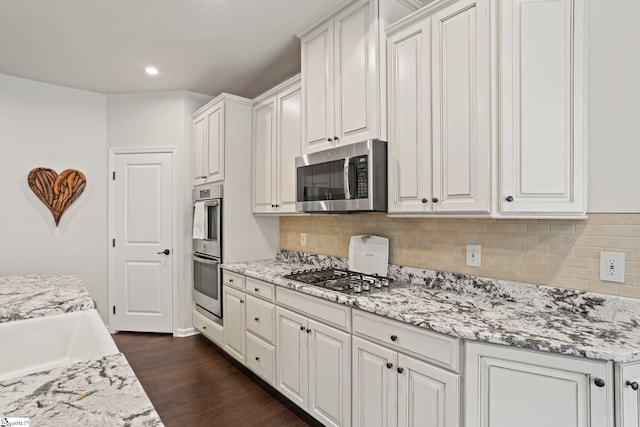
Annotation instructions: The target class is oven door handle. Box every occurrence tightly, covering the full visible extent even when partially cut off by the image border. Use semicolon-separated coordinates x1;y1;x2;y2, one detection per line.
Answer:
193;254;220;265
343;157;350;199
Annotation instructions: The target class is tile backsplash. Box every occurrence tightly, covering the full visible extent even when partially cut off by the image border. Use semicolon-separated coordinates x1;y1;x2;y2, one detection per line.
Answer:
280;213;640;298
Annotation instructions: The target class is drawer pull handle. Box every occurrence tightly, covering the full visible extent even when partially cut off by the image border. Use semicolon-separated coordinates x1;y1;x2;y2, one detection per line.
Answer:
627;381;639;391
390;335;398;342
255;288;260;292
255;356;260;362
397;367;405;374
254;317;260;322
386;362;393;369
300;325;305;331
594;378;606;388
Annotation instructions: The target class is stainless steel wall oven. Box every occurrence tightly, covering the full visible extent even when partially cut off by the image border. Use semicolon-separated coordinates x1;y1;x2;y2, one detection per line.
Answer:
192;184;223;321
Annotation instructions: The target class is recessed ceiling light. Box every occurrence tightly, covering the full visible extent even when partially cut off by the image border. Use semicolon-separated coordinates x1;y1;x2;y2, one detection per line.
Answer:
144;66;159;76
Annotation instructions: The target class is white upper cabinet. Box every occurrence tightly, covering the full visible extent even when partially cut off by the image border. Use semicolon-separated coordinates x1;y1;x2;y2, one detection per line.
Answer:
193;101;225;185
387;0;490;214
300;0;418;154
499;0;587;215
252;75;302;215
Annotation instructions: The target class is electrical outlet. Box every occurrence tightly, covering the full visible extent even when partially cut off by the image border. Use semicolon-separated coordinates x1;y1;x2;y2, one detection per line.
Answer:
466;244;481;267
600;252;625;283
300;233;307;247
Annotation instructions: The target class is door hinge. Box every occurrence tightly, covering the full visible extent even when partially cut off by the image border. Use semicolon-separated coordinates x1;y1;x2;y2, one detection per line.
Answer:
112;171;116;180
112;306;116;315
112;238;115;247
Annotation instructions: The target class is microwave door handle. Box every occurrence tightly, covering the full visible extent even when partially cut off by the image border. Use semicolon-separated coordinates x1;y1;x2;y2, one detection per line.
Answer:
344;158;350;199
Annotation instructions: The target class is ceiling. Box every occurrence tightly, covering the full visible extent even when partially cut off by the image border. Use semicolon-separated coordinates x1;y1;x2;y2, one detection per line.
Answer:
0;0;344;98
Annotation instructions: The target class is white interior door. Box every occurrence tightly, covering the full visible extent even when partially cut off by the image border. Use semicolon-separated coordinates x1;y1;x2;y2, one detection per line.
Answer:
111;151;174;333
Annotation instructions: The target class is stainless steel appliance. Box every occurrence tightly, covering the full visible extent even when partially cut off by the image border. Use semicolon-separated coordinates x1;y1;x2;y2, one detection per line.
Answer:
295;139;387;213
192;184;223;321
283;268;402;295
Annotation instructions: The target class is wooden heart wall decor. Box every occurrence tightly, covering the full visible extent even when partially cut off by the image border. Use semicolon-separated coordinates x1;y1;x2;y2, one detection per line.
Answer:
28;168;87;226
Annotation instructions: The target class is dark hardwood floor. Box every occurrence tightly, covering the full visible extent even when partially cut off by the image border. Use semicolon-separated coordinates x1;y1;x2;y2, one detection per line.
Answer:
113;332;324;427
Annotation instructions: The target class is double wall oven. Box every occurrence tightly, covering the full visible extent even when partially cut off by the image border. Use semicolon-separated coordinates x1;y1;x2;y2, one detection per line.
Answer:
192;184;223;321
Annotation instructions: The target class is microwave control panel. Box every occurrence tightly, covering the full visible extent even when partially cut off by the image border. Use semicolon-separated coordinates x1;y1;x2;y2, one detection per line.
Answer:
355;155;368;198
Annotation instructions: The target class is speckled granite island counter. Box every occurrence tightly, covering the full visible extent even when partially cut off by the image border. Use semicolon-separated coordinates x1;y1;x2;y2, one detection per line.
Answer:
222;251;640;363
0;275;94;323
0;275;163;426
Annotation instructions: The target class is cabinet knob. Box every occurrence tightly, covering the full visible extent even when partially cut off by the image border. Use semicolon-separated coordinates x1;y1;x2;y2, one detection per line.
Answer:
334;136;339;141
229;279;234;283
254;317;260;322
254;288;260;292
200;175;207;179
594;378;606;388
306;328;311;334
300;325;305;331
255;356;260;362
397;367;405;374
327;137;333;142
627;381;639;391
239;299;244;304
432;197;439;203
271;204;275;208
506;195;514;202
386;362;393;369
390;335;398;342
421;198;428;204
202;326;207;330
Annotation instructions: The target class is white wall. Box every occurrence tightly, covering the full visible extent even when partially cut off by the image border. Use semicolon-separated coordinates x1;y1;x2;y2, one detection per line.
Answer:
106;91;211;334
0;74;108;317
588;0;640;212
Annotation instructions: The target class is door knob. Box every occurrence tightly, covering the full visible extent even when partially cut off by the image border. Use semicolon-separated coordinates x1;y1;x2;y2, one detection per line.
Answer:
157;249;170;255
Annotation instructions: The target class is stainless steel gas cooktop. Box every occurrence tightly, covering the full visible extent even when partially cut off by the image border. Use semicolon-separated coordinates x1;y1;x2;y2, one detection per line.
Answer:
283;268;398;295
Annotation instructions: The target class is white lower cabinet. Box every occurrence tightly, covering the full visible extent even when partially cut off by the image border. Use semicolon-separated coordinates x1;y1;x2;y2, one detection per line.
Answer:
616;361;640;427
352;314;460;427
222;285;246;364
192;308;224;347
276;305;351;427
465;342;614;427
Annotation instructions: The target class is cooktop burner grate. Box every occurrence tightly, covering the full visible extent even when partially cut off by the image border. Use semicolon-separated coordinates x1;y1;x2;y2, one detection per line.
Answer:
284;268;392;294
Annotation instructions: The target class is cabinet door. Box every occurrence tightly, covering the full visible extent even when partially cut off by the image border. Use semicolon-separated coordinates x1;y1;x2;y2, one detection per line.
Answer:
617;362;640;427
222;286;246;364
193;113;207;185
252;97;277;213
301;19;334;153
352;336;398;427
387;18;432;214
205;102;225;183
397;353;460;427
465;342;613;427
431;0;490;213
275;306;308;409
334;0;378;145
308;319;351;427
500;0;586;214
276;83;302;213
245;294;275;343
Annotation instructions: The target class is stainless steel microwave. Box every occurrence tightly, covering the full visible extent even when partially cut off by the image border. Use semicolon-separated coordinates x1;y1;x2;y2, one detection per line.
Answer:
295;139;387;213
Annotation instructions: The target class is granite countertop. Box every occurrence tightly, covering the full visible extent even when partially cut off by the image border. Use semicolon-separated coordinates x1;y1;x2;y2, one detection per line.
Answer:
222;252;640;363
0;353;162;426
0;275;164;426
0;275;95;323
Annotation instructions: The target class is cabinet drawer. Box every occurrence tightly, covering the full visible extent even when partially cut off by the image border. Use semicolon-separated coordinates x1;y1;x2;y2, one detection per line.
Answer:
223;270;245;290
277;287;351;332
246;294;275;344
193;309;223;347
246;277;276;302
353;309;460;372
246;332;276;386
